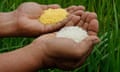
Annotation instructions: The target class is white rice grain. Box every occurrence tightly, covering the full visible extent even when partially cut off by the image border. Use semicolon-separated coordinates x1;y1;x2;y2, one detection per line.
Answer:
56;26;88;43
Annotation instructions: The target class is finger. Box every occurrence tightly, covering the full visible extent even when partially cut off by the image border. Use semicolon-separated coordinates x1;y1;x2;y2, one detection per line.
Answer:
74;36;100;67
81;36;100;46
86;12;97;23
75;36;100;67
65;15;80;26
72;10;84;16
77;5;85;11
41;4;61;10
77;20;84;27
66;5;77;13
77;21;88;32
71;6;85;13
82;22;88;30
87;19;99;36
76;11;90;29
48;4;61;9
81;11;90;21
43;15;73;32
65;21;74;26
66;5;85;14
77;11;90;31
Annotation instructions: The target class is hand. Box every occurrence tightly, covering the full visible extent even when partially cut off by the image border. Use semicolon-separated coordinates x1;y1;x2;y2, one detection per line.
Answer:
0;2;86;37
15;2;84;36
30;12;99;70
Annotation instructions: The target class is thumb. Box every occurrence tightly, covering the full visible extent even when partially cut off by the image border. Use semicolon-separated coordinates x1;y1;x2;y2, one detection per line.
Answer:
77;36;100;56
48;4;61;9
80;36;100;48
74;36;100;67
84;36;100;45
40;4;61;10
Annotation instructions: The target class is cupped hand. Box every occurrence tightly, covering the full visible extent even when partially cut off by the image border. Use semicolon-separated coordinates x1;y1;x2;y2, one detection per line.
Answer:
30;10;99;70
31;32;99;70
14;2;82;36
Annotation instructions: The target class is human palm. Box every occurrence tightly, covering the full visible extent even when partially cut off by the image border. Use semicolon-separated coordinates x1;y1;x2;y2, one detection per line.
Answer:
32;11;99;70
16;2;83;36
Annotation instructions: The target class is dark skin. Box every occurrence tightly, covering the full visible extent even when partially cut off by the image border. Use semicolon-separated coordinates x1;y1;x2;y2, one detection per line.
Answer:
0;2;99;72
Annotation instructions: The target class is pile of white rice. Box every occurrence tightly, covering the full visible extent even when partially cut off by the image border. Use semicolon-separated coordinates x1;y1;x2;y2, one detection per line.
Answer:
56;26;88;43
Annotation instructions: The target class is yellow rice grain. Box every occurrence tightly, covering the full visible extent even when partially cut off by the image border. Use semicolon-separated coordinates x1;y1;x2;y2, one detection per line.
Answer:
39;8;68;25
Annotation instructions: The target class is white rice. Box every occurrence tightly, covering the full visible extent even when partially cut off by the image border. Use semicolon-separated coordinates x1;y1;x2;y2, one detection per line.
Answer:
56;26;88;43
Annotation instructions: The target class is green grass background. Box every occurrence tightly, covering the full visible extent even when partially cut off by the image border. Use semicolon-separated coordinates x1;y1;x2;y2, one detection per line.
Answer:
0;0;120;72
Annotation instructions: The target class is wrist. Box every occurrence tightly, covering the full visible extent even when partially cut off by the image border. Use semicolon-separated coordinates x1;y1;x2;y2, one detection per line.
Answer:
25;41;47;69
0;42;46;71
30;39;55;69
0;11;18;37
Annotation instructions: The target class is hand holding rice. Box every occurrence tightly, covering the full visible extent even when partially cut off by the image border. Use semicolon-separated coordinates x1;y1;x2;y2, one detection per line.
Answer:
39;8;68;25
56;26;88;43
39;8;88;42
